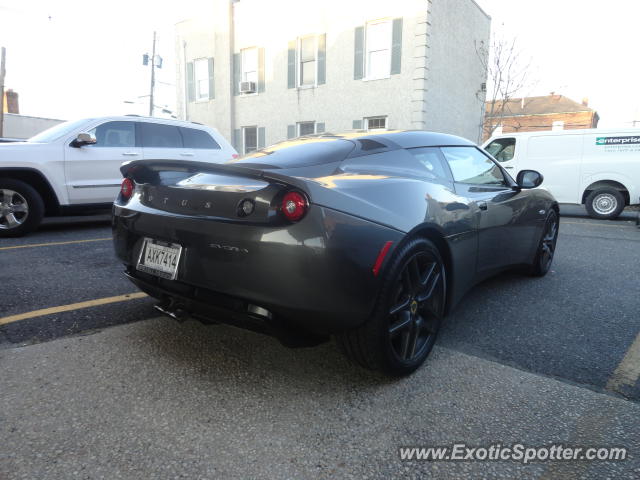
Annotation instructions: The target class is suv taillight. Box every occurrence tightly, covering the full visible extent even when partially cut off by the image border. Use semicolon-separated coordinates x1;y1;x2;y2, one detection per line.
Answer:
120;178;134;201
281;191;308;222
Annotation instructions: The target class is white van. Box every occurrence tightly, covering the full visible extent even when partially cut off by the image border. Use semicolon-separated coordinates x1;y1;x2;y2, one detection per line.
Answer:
483;128;640;219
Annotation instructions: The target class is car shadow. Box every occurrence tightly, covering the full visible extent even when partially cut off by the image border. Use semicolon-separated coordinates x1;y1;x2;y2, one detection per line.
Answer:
129;315;405;389
39;213;111;232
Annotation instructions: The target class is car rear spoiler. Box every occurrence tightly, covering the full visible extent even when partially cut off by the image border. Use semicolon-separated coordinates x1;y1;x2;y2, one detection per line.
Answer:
120;159;311;194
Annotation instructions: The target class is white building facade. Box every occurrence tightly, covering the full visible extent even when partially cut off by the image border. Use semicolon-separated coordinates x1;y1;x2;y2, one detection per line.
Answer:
175;0;490;154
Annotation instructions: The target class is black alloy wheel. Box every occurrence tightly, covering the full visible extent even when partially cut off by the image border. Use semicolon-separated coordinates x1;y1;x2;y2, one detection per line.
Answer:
338;238;446;376
530;210;558;277
387;251;443;364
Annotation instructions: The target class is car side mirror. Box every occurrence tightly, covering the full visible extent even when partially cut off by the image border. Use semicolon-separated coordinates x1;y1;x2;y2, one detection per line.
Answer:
516;170;543;189
71;132;97;147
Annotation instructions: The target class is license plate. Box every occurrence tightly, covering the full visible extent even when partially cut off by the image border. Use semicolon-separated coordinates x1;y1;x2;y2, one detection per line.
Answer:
136;238;182;280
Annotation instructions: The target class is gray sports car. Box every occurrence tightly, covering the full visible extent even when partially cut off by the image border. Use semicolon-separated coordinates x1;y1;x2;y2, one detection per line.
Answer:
112;131;559;376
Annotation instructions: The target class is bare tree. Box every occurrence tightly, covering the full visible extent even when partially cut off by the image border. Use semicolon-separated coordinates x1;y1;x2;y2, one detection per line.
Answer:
476;33;534;140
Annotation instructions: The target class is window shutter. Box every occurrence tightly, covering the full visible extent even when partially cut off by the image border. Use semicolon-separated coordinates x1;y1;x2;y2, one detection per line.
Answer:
186;61;195;102
207;58;215;99
391;18;403;75
234;128;242;153
316;122;325;133
258;48;265;93
317;34;326;85
233;53;241;96
352;120;363;130
287;125;296;139
258;127;265;149
354;26;364;80
287;40;296;89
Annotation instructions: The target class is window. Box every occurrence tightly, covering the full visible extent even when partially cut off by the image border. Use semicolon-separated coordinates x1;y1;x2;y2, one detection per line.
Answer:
88;121;135;148
241;48;258;86
297;121;316;136
406;147;452;182
365;19;392;79
552;120;565;131
243;126;258;154
140;123;182;148
179;127;220;149
365;116;387;131
194;58;209;101
484;137;516;162
298;36;317;86
441;147;506;186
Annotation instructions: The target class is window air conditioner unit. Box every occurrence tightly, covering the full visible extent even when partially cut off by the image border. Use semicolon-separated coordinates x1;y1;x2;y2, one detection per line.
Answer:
239;81;257;94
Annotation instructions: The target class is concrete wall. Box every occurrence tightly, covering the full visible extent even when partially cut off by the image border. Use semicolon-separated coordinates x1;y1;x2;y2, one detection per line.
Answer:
176;0;490;148
2;114;64;139
424;0;491;142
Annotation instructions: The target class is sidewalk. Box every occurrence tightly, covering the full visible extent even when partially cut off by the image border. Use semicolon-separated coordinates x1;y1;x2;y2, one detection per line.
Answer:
1;318;638;479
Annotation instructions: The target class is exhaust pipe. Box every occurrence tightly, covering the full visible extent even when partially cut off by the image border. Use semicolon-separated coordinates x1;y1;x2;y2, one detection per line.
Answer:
154;298;189;322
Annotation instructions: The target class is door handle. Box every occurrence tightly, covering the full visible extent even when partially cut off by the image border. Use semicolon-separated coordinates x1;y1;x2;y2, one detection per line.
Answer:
478;201;488;211
122;152;139;156
180;152;195;157
504;166;514;169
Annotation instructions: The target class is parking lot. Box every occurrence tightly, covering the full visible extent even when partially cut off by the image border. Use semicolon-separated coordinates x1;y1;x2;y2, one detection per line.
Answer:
1;208;639;479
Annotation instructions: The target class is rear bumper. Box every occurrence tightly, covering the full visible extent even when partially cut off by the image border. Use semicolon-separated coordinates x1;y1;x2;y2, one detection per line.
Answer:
112;202;404;334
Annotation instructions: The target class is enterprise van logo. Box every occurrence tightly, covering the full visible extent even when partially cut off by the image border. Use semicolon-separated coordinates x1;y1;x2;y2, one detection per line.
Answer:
596;136;640;145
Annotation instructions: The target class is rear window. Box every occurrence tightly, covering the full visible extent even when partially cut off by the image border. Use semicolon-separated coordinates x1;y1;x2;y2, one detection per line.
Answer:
180;127;220;149
140;123;183;148
230;138;355;168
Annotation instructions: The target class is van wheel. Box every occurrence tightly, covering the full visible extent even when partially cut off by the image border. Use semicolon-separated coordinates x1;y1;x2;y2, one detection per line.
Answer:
585;188;625;219
0;179;44;237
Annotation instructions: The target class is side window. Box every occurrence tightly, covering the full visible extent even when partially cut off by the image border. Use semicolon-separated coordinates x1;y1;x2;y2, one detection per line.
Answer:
180;128;220;149
88;121;135;148
484;138;515;162
441;147;506;186
406;147;452;182
140;123;183;148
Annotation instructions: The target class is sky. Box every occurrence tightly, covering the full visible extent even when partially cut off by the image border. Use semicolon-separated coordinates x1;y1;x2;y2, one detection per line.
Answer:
476;0;639;127
1;0;638;127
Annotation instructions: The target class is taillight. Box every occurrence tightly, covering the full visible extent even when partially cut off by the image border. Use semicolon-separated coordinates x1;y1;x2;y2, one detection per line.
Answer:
281;191;308;222
120;177;134;201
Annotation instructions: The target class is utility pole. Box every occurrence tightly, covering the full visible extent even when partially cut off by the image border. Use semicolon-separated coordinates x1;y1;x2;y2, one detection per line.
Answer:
149;31;156;117
0;47;6;138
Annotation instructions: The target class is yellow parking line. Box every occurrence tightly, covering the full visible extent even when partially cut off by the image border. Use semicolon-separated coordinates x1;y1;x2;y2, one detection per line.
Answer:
0;292;148;326
607;332;640;394
0;237;111;251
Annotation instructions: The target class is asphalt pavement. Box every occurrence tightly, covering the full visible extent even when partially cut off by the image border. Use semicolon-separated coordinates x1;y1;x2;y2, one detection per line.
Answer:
1;206;639;479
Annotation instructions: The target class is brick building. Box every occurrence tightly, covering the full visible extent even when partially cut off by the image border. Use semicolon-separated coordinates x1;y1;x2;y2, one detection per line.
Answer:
483;94;599;140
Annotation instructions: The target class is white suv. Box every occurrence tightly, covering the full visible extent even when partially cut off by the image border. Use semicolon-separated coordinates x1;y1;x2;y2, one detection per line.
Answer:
0;115;237;237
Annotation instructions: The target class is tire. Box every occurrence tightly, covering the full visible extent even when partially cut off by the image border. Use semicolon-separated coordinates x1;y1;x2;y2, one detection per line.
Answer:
529;210;559;277
337;237;447;377
585;188;625;219
0;179;44;237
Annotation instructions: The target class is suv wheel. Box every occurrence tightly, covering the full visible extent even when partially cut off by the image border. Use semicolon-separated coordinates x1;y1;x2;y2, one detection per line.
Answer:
0;179;44;237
